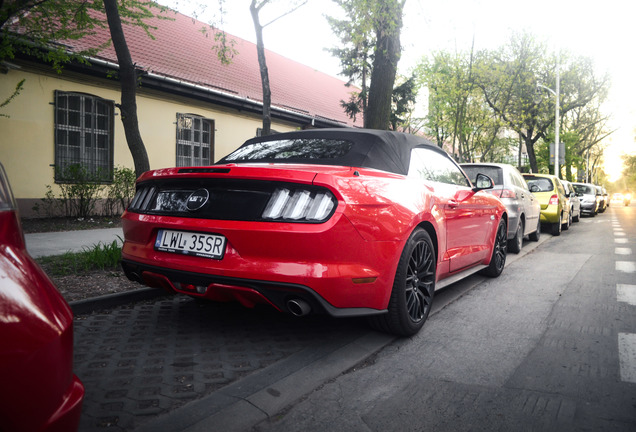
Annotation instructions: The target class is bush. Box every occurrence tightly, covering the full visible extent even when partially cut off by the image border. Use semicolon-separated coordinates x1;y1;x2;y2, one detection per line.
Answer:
36;239;122;276
104;166;137;217
56;164;105;218
33;165;136;219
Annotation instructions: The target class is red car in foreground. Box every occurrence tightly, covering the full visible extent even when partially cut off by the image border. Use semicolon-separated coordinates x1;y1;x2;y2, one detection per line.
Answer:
0;163;84;431
122;129;507;336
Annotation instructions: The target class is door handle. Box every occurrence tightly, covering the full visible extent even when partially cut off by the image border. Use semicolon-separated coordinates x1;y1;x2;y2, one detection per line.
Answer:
448;199;459;208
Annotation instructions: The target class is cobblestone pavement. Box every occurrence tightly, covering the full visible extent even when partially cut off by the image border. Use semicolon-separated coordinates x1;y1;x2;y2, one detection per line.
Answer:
74;295;368;431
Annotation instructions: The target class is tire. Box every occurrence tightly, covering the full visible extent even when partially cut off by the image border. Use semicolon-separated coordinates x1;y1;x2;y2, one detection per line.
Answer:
551;220;561;236
562;210;571;231
369;228;436;337
479;218;507;278
529;219;541;242
508;219;523;254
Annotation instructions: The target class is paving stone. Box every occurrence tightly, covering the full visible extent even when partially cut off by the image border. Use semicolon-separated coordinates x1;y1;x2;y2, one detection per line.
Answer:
74;295;367;431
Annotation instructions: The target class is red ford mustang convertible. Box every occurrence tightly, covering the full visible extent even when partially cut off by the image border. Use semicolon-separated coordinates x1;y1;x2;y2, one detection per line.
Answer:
122;129;507;336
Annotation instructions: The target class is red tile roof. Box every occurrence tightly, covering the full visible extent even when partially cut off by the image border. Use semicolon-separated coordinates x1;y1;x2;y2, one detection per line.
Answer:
68;7;361;127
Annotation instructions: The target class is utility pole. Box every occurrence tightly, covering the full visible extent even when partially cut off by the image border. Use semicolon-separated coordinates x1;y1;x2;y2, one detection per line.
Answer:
554;53;560;178
537;54;561;178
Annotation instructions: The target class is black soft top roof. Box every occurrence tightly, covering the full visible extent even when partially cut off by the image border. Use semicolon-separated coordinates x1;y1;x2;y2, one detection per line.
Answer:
217;128;439;176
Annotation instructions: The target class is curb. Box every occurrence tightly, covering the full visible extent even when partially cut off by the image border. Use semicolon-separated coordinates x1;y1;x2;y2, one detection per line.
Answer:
135;330;396;432
70;287;170;315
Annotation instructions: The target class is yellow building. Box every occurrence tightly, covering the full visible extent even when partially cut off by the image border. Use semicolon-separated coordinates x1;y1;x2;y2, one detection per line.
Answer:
0;8;359;217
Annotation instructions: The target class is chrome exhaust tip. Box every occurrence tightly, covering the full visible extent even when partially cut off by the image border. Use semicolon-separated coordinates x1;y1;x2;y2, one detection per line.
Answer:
287;298;311;317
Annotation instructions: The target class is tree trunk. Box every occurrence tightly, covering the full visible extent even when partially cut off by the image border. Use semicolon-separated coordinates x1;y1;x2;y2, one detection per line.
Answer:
250;1;272;136
364;0;405;130
525;133;539;173
103;0;150;178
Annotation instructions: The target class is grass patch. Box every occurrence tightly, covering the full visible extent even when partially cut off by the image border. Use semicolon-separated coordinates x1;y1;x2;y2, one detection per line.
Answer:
37;239;122;276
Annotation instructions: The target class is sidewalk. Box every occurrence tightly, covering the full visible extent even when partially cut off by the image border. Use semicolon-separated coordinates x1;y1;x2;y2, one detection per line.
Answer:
24;227;123;258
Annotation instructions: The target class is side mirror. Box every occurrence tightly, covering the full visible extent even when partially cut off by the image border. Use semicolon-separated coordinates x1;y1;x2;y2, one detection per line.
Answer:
472;173;494;191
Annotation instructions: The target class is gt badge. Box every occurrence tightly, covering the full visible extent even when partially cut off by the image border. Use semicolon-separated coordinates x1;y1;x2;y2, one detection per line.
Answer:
186;189;209;211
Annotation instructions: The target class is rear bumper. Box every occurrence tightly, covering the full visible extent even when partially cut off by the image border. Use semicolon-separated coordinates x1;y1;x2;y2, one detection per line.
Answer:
506;214;520;239
121;260;386;318
121;212;403;314
539;206;561;224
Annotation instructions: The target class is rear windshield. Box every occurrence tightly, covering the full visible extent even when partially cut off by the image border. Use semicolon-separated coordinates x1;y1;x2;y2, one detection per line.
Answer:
573;184;594;195
524;176;554;192
462;166;503;186
223;138;353;162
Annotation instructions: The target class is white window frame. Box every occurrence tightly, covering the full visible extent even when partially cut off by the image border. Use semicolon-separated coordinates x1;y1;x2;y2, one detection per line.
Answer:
176;113;214;167
54;91;114;182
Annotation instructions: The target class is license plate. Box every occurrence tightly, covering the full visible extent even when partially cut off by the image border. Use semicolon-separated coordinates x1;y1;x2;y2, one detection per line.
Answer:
155;229;226;259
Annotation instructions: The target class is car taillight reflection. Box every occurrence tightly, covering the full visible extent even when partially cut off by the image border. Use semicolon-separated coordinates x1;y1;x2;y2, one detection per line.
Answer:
487;189;516;199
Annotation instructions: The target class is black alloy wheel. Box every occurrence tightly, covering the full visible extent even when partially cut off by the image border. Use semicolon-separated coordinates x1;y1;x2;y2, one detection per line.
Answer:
480;218;507;277
370;228;436;337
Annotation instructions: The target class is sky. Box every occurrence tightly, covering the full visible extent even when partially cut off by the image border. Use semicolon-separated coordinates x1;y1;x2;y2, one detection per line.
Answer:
158;0;636;181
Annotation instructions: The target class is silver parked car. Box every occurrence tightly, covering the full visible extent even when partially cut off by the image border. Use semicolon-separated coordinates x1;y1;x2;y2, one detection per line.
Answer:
572;182;599;216
461;163;541;253
560;179;581;223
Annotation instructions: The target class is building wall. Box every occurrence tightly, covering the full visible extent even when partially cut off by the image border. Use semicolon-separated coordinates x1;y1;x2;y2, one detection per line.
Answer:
0;63;298;217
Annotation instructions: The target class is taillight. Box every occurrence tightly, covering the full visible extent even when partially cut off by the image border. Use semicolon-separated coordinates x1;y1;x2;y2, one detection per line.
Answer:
549;194;559;205
262;187;336;222
499;189;516;199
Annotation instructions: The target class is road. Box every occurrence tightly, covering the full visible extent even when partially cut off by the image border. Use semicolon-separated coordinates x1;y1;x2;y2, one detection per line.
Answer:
73;204;636;431
251;203;636;431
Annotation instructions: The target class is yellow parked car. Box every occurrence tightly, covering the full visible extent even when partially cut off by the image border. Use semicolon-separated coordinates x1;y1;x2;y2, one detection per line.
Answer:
523;173;571;236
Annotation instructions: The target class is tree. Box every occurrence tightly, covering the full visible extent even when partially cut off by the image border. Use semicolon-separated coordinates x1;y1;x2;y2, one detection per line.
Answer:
103;0;150;177
1;0;103;70
326;0;373;123
621;154;636;191
1;0;168;176
328;0;407;130
474;32;609;174
417;48;505;162
249;0;307;136
390;73;418;131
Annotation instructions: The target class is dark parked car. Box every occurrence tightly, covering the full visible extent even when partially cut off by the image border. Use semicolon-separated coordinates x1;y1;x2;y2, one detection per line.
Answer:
121;129;508;336
0;163;84;432
572;182;599;216
461;163;541;253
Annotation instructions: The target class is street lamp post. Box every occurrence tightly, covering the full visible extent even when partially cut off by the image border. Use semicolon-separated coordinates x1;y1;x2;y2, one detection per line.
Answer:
537;56;561;178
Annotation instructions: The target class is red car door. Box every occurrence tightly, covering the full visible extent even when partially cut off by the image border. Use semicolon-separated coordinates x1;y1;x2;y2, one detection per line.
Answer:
409;147;497;274
443;185;497;272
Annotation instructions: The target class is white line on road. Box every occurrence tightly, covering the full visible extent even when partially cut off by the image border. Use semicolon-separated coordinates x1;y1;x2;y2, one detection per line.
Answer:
615;238;628;244
616;262;636;273
617;284;636;306
619;333;636;384
615;248;633;255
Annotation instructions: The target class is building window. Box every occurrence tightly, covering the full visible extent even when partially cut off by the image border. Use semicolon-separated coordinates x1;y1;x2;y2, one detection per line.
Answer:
176;113;214;167
54;91;114;182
